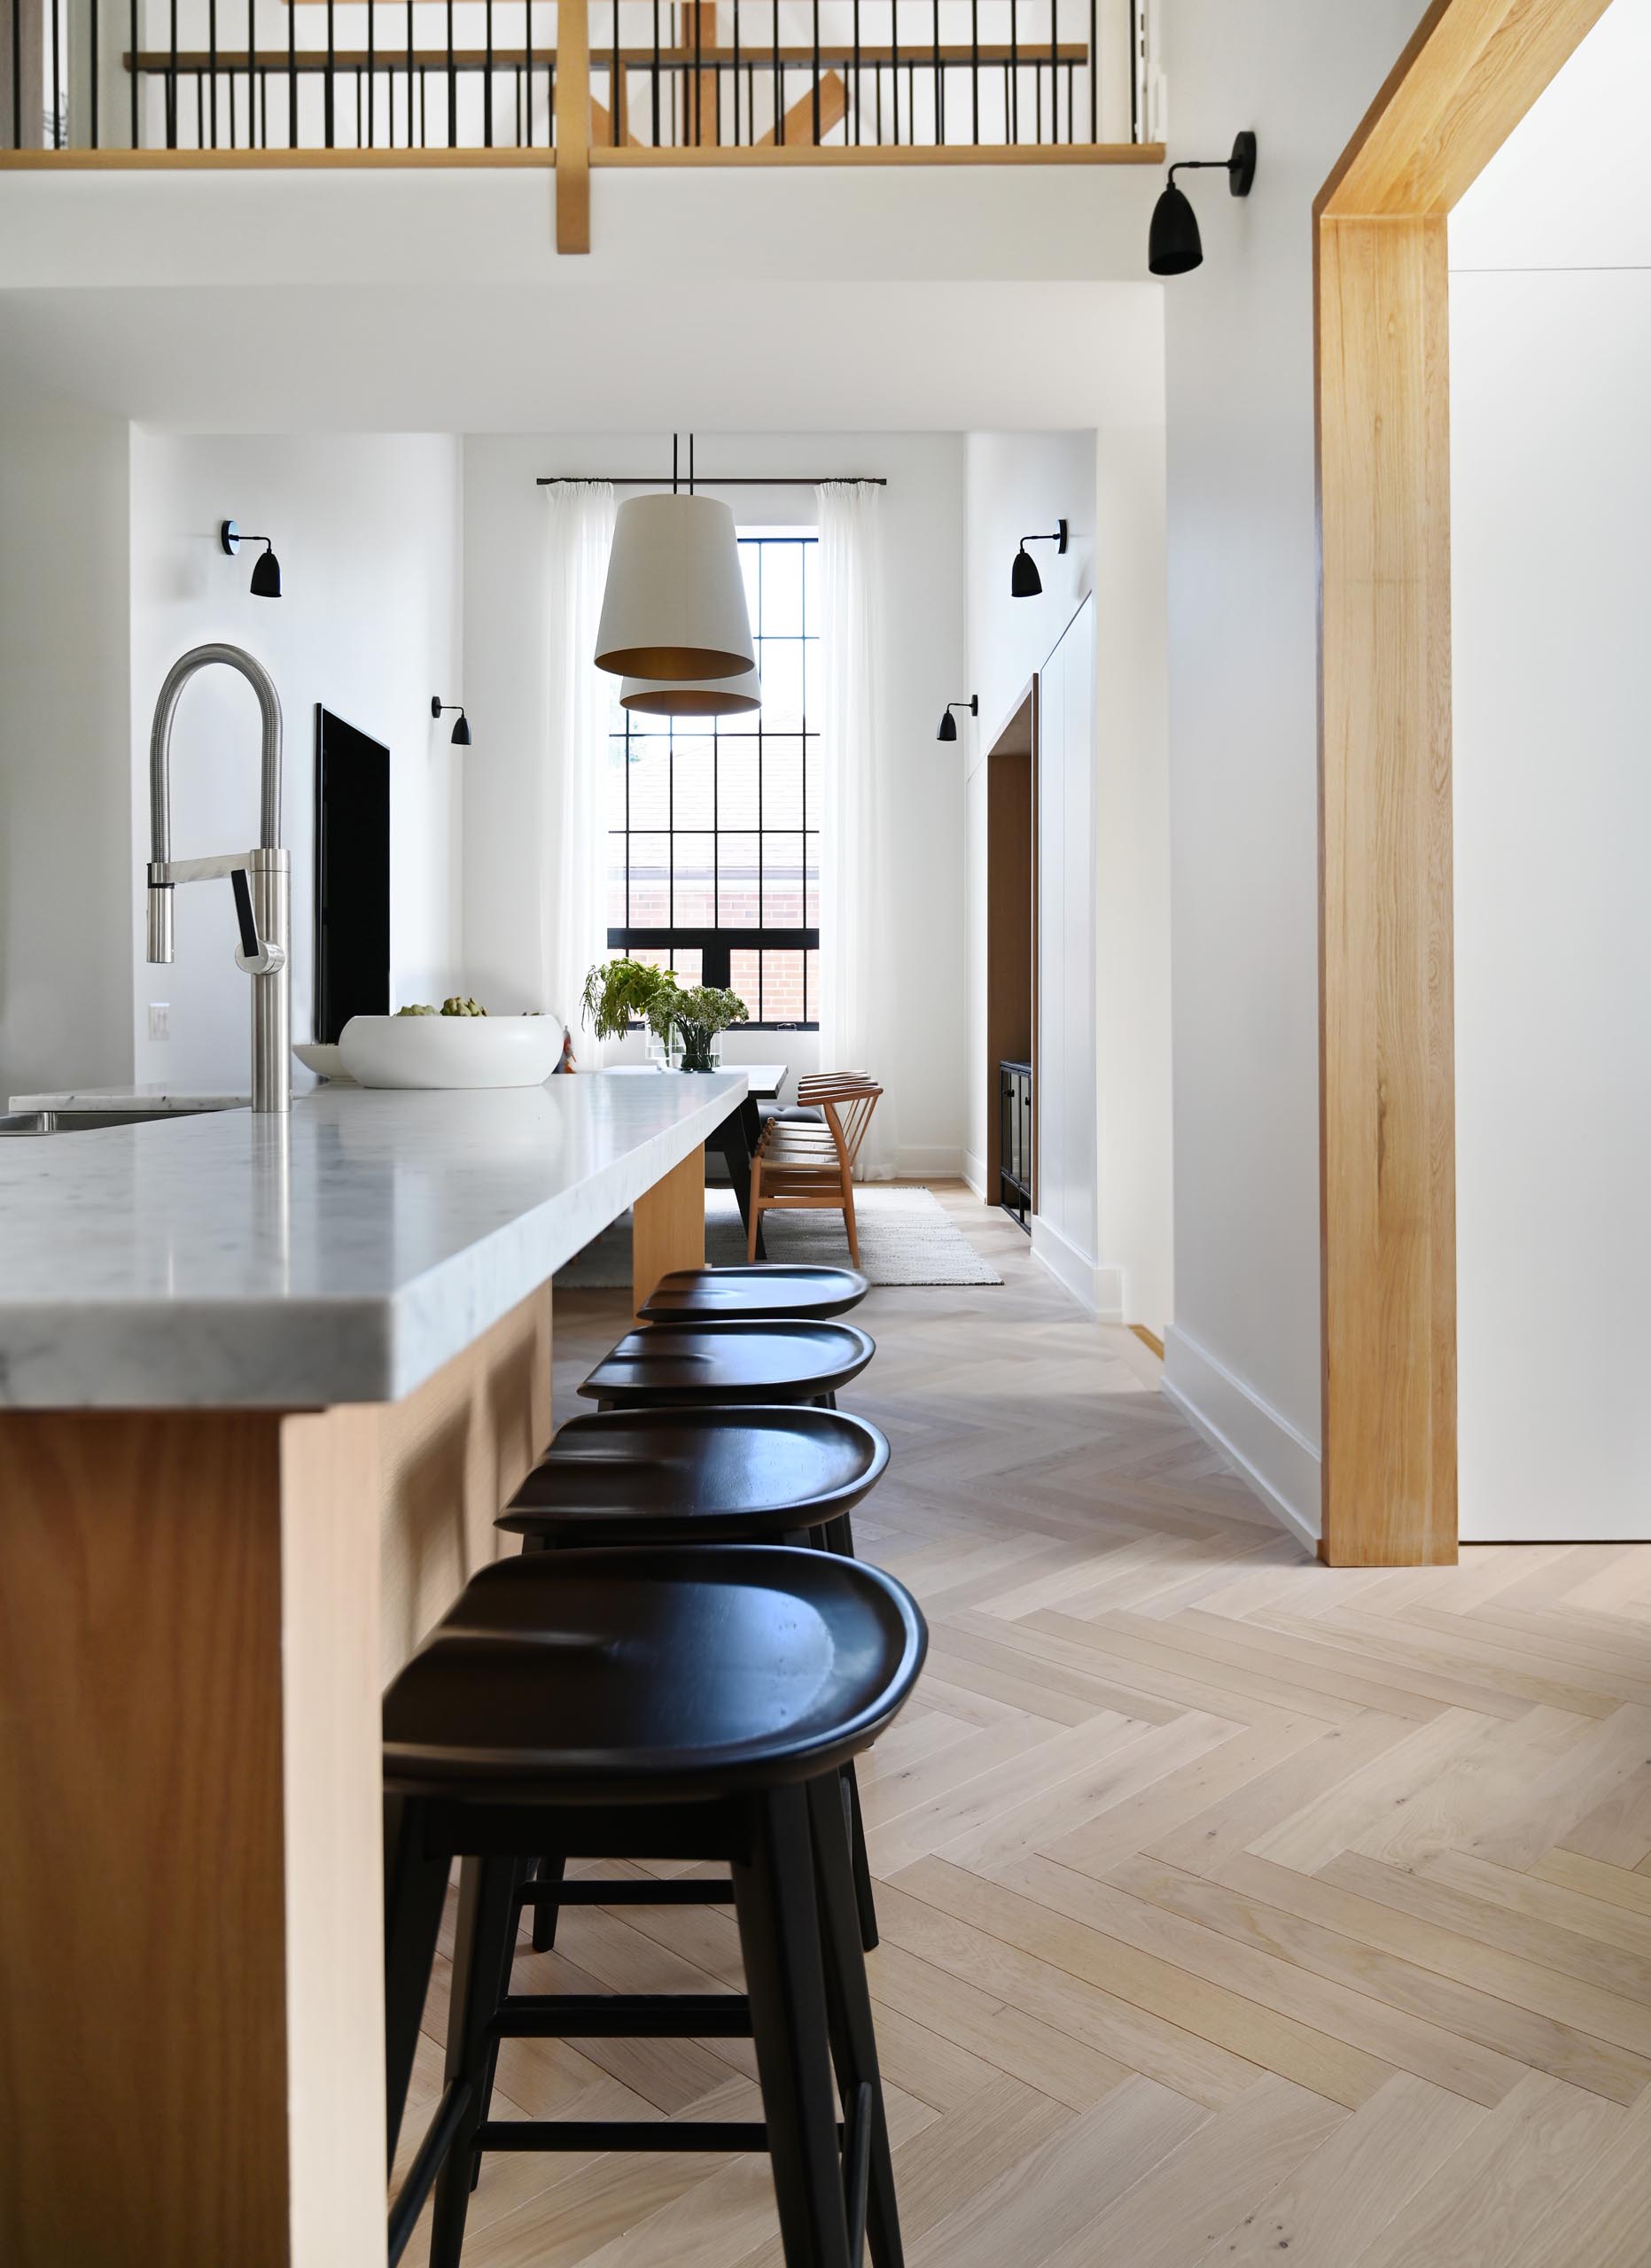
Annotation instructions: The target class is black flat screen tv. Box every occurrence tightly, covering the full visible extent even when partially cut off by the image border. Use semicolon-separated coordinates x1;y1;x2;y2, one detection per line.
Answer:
313;705;391;1045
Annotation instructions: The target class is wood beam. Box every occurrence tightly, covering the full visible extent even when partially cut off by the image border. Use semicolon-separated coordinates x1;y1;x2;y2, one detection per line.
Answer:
553;0;589;249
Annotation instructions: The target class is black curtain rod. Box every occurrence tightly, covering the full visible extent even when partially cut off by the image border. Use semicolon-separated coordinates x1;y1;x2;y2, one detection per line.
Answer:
535;475;889;488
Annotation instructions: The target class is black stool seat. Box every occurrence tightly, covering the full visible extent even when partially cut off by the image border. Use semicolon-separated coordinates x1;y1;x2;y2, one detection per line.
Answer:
640;1262;870;1324
498;1406;890;1546
579;1317;875;1410
384;1546;925;1804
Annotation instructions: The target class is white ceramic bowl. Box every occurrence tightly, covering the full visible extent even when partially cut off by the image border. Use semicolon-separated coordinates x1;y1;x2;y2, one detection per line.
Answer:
339;1014;562;1090
292;1041;354;1084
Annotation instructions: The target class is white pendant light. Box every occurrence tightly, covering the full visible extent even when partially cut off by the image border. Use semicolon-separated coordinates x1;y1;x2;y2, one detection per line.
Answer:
595;490;755;682
620;668;762;719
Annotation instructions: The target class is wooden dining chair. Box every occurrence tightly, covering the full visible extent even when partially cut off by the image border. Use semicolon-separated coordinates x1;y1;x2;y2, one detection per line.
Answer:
748;1076;883;1266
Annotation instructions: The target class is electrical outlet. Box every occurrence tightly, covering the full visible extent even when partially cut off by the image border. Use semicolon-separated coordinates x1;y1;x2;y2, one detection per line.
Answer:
148;1002;171;1043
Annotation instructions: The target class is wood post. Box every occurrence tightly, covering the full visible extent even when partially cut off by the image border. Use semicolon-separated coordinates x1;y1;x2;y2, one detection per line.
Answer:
554;0;589;249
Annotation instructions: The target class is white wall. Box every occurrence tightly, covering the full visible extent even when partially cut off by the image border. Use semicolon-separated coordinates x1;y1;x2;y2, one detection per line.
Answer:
1449;0;1651;1542
128;431;464;1092
961;412;1171;1329
460;430;968;1171
0;409;135;1103
1157;0;1429;1542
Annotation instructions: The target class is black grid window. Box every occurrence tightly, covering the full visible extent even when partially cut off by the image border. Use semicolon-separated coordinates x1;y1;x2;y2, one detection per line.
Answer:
607;530;821;1029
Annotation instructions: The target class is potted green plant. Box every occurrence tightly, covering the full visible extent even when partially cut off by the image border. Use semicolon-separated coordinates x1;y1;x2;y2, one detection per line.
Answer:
667;983;749;1071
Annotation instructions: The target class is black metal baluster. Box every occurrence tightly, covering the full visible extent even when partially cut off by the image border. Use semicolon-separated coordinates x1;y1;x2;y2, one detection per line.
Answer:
207;0;217;144
51;0;60;145
260;66;267;145
693;0;701;145
483;0;493;144
770;0;778;144
1008;0;1016;140
650;0;658;143
128;0;136;146
523;0;531;141
324;0;335;144
810;0;817;140
406;0;415;143
243;0;253;150
167;0;176;144
970;0;977;142
444;0;453;144
889;0;897;141
14;0;25;148
287;0;297;144
419;61;425;144
1128;0;1137;141
851;0;860;142
731;0;738;144
368;0;376;145
1048;0;1056;144
931;0;938;143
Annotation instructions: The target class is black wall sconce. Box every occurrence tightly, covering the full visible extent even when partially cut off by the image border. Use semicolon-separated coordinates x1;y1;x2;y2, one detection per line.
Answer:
220;518;282;598
937;695;977;743
1011;521;1068;600
432;696;471;747
1149;131;1258;276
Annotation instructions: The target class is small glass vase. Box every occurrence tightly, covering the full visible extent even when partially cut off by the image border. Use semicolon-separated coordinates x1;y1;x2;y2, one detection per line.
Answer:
645;1023;684;1071
678;1025;723;1074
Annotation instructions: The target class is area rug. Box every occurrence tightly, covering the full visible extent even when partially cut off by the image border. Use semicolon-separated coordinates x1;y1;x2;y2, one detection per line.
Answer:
557;1184;1003;1289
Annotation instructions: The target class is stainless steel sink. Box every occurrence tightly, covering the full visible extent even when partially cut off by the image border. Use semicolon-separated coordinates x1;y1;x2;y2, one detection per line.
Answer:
0;1107;218;1135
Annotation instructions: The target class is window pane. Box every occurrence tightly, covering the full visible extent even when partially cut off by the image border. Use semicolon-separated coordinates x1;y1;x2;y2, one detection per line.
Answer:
804;739;822;822
738;541;761;632
762;833;805;927
728;948;761;1019
608;834;627;928
673;735;714;828
763;950;806;1024
801;640;820;729
673;834;714;928
804;832;820;928
759;540;803;633
627;738;670;829
718;833;760;927
607;735;628;830
806;946;819;1024
627;832;669;927
719;740;759;828
671;947;702;986
762;738;804;828
757;638;803;732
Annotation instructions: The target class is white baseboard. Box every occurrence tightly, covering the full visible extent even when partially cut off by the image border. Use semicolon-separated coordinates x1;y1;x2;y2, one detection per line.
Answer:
1161;1325;1322;1550
893;1145;965;1178
1031;1216;1125;1321
962;1150;986;1200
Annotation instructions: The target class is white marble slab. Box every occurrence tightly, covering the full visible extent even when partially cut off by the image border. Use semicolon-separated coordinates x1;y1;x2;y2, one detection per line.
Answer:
9;1084;250;1113
0;1072;745;1410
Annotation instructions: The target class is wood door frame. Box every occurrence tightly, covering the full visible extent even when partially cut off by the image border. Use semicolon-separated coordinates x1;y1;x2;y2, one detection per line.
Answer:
1316;0;1614;1565
983;679;1039;1212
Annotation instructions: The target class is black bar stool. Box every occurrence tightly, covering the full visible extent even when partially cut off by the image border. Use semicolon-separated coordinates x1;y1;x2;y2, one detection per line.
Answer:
580;1317;876;1413
384;1546;924;2268
497;1404;892;1953
640;1262;871;1324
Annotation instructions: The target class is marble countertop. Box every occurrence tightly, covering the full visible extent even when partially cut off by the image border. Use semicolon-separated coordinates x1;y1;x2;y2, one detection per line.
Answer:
9;1084;252;1112
0;1073;745;1410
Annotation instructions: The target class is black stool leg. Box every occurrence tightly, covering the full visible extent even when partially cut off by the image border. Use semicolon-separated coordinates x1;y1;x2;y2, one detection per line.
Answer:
384;1795;452;2173
732;1786;854;2268
530;1850;567;1953
843;1764;879;1953
806;1775;903;2268
427;1853;523;2268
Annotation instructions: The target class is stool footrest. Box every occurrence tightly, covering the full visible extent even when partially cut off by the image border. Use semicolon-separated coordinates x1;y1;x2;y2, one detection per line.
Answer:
518;1876;736;1909
474;2117;853;2155
491;1992;752;2039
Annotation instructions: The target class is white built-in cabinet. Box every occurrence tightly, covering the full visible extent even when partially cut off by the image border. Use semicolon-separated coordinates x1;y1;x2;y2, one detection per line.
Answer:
1034;595;1098;1292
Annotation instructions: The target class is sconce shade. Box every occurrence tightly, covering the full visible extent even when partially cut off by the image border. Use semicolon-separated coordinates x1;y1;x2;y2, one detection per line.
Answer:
1011;547;1043;599
450;711;471;746
249;546;282;599
621;669;762;718
595;492;755;681
1149;182;1204;276
937;708;958;742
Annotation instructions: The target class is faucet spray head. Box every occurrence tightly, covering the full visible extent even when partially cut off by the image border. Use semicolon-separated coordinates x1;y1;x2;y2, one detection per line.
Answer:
146;883;175;964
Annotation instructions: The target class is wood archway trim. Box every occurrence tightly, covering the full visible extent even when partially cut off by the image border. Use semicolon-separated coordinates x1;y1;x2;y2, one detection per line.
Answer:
1315;0;1613;1565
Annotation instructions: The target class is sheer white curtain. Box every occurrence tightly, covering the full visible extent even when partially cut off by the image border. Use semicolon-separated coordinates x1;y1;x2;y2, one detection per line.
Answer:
815;479;897;1177
541;481;617;1049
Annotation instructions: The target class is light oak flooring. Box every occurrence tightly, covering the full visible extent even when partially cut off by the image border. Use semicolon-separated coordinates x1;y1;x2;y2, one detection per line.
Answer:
393;1184;1651;2268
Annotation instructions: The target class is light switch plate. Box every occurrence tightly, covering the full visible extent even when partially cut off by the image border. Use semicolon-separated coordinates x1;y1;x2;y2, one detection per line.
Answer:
148;1002;171;1042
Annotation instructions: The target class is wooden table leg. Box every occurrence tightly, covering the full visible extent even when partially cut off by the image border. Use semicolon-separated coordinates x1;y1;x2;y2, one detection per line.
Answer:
632;1140;707;1318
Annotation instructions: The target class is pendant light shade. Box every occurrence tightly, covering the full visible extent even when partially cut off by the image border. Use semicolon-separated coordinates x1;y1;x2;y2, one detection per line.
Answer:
620;669;762;718
595;492;755;681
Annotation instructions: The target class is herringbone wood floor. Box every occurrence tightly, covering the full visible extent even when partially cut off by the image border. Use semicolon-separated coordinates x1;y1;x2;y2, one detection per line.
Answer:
393;1184;1651;2267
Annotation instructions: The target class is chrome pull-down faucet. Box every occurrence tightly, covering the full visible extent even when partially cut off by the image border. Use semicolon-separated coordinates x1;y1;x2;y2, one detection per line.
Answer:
145;643;291;1115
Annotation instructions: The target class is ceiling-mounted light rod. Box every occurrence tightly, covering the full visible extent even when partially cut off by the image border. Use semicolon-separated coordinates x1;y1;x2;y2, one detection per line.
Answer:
221;518;282;599
1011;520;1069;600
1149;131;1258;276
537;474;888;488
431;696;471;747
937;696;977;744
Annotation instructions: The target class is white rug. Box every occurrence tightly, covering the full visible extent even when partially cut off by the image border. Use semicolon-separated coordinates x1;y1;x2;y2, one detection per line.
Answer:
557;1184;1003;1289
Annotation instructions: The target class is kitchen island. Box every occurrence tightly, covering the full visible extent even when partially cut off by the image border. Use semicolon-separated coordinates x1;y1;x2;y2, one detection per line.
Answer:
0;1072;745;2268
